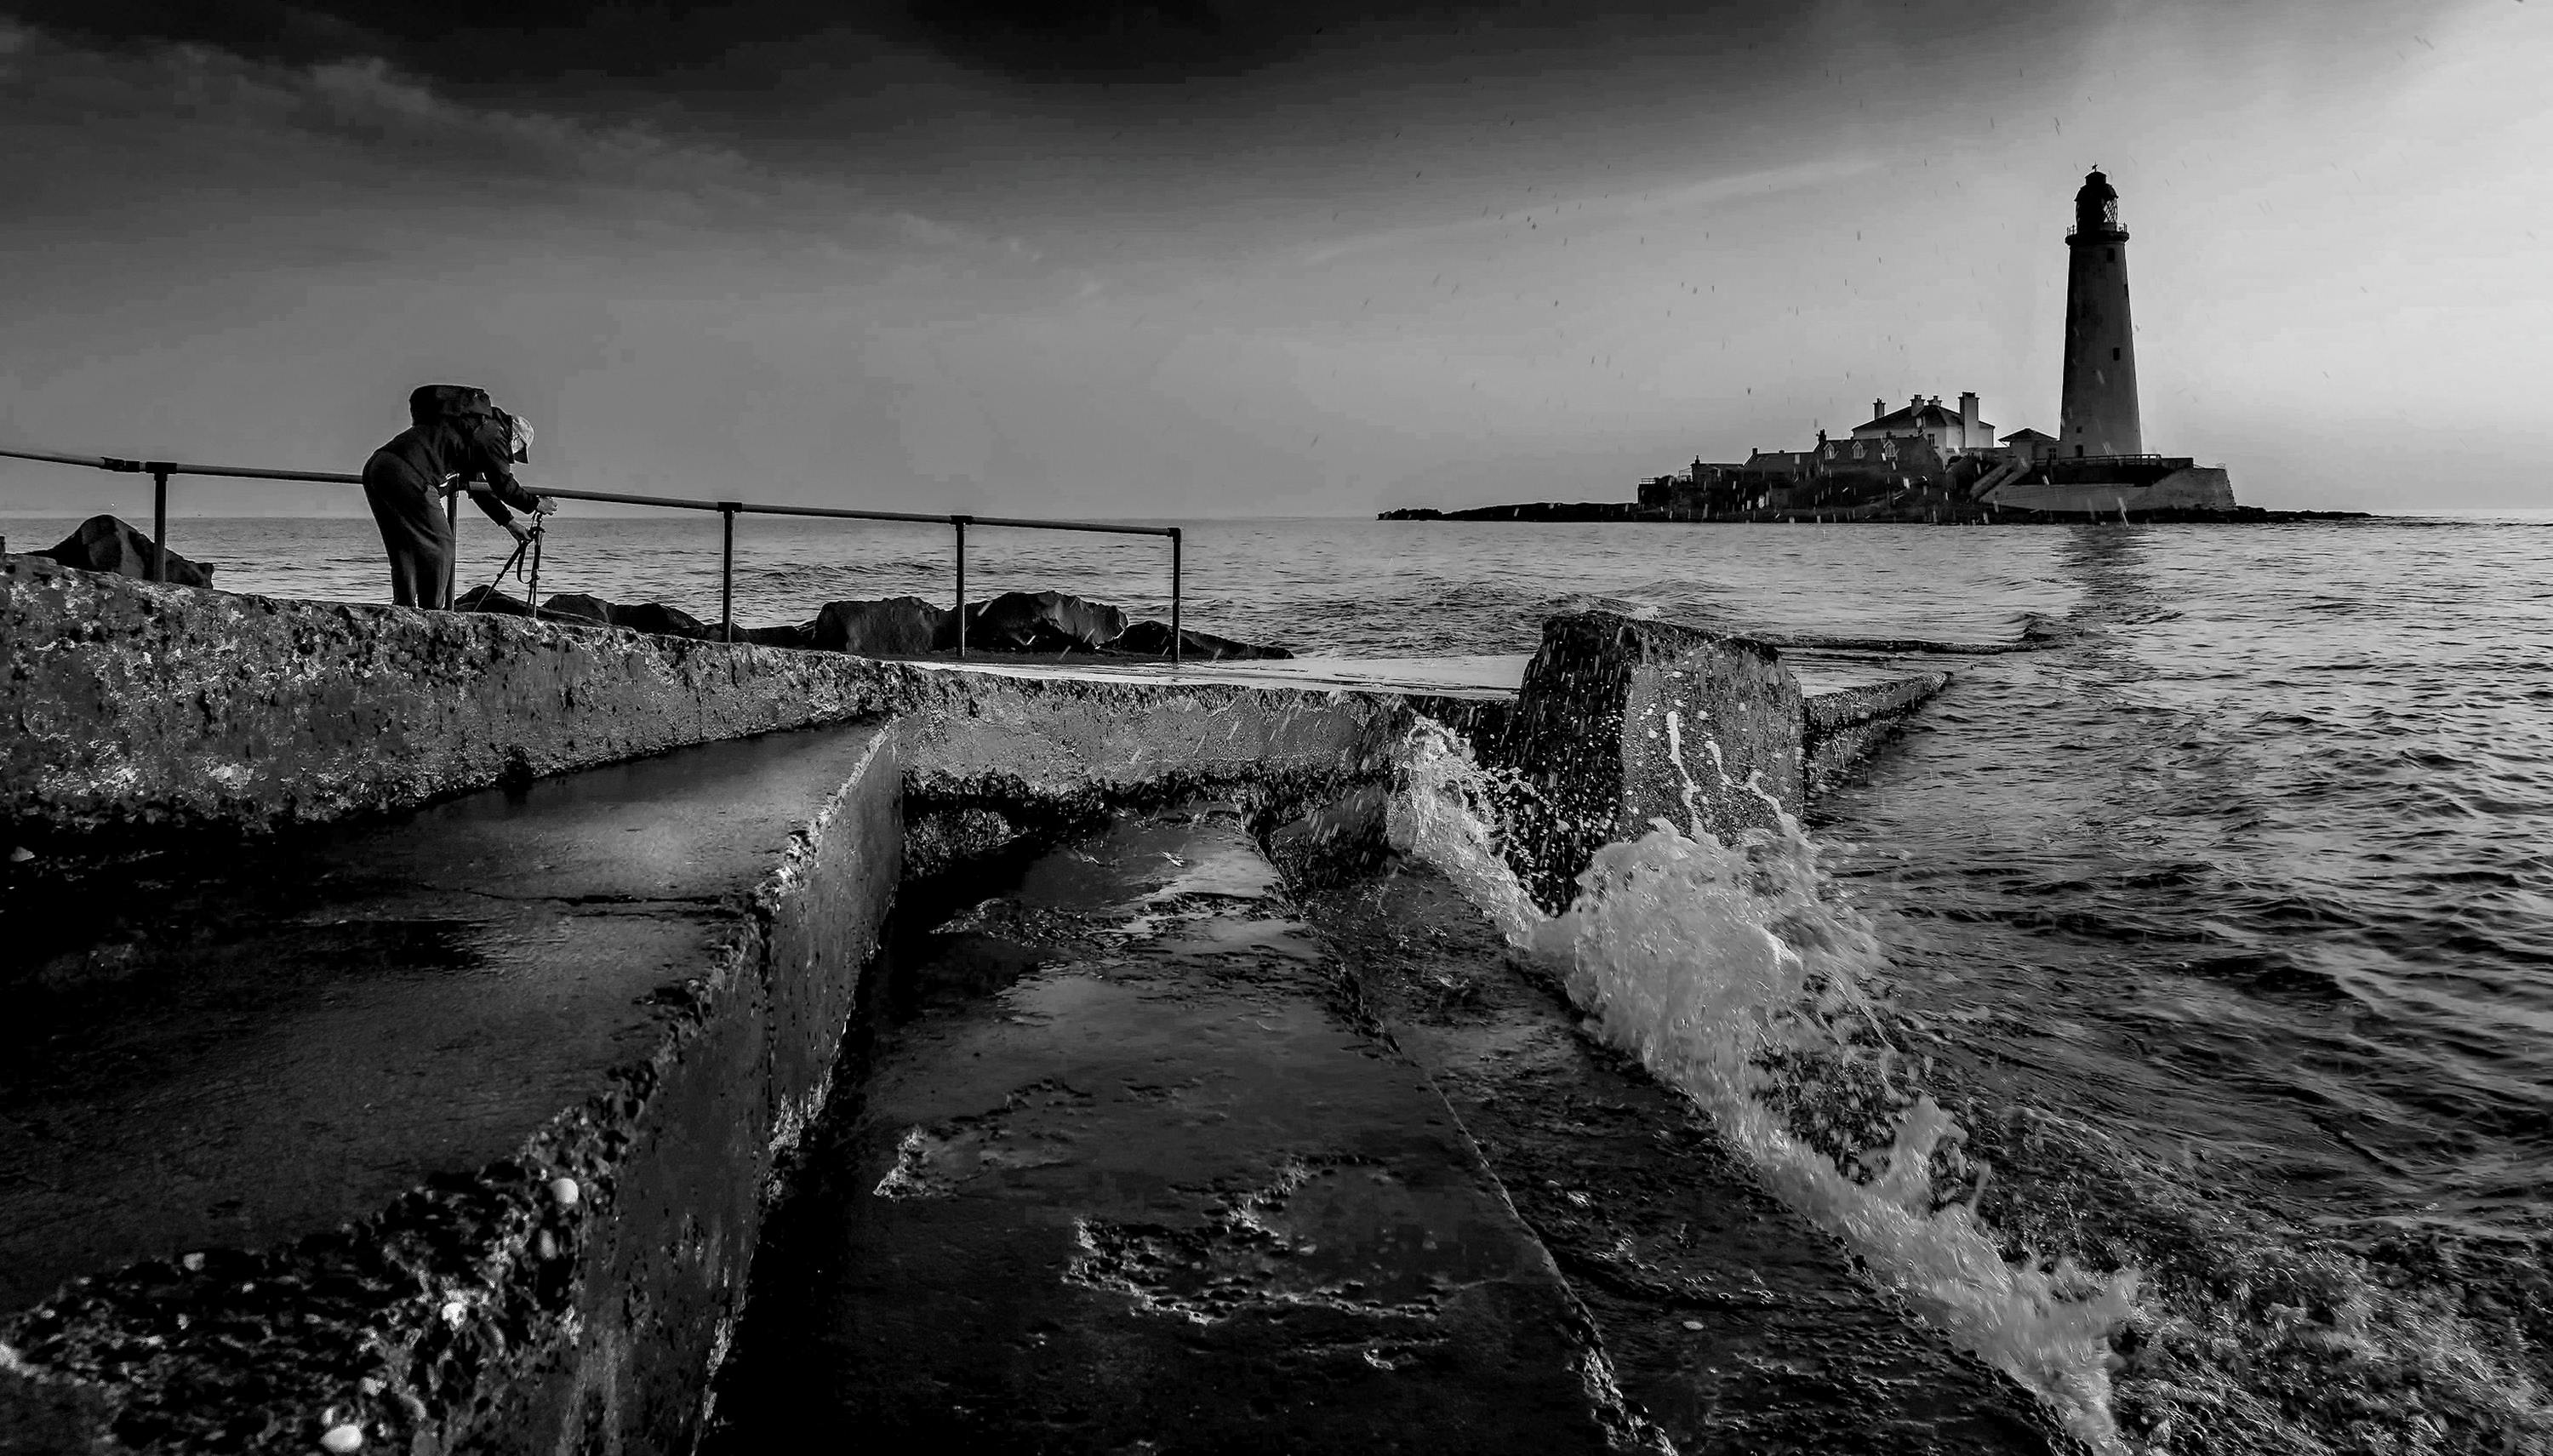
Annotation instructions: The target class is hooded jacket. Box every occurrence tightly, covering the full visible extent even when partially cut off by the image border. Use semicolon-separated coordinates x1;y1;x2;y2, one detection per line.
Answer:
377;384;540;526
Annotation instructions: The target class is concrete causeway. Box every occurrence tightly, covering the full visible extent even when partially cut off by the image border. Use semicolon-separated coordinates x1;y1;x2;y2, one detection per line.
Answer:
1;557;1979;1453
2;725;895;1316
707;804;1633;1453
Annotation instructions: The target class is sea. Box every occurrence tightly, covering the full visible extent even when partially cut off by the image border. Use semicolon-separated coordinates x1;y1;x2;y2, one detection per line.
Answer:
13;511;2550;1453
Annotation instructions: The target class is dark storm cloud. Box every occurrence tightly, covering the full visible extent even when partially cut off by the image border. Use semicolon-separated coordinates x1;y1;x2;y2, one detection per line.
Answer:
2;0;1889;94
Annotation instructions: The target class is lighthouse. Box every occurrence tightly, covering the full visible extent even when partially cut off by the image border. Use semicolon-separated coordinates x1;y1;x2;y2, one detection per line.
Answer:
2058;168;2143;458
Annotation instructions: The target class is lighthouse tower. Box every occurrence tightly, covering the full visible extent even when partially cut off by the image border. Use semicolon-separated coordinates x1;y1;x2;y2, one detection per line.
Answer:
2058;169;2143;458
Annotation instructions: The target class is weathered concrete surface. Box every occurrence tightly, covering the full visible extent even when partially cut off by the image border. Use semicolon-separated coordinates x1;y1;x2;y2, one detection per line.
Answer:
895;665;1408;819
705;804;1638;1454
1;554;917;839
0;722;900;1456
0;559;1431;848
6;557;1953;865
1802;670;1954;800
1288;859;2068;1454
1485;613;1804;911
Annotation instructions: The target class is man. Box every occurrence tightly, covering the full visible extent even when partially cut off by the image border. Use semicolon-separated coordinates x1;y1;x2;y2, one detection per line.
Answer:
361;384;551;608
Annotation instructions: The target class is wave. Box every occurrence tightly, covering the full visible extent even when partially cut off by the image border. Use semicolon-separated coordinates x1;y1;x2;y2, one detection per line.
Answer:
1384;719;2141;1452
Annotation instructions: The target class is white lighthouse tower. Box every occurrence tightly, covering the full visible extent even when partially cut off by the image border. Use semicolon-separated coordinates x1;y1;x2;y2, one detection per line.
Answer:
2058;168;2143;459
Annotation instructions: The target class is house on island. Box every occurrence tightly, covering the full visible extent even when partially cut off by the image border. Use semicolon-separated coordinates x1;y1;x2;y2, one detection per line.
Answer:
1641;391;2042;516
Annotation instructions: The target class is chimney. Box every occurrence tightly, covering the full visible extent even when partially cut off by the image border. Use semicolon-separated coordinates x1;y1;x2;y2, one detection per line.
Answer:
1960;391;1980;446
1872;398;1884;421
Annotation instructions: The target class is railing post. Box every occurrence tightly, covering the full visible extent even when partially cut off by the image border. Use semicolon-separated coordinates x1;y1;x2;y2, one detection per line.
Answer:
720;503;738;643
150;468;168;583
1168;528;1182;667
952;516;968;659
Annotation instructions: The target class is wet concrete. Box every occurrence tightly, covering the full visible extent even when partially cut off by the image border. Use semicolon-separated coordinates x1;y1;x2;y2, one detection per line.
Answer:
705;805;1639;1455
1;722;899;1453
1285;857;2071;1455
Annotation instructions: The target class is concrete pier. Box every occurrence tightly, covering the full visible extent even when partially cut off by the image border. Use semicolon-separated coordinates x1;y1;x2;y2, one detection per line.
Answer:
706;805;1634;1453
1;562;1969;1453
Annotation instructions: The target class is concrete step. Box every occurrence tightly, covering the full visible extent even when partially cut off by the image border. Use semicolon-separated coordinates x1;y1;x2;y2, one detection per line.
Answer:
0;723;899;1454
705;804;1637;1454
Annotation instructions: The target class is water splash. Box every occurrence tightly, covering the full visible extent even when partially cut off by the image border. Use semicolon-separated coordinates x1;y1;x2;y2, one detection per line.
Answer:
1386;719;2141;1452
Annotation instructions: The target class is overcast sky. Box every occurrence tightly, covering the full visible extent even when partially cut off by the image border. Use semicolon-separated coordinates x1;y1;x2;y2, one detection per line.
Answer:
1;0;2544;517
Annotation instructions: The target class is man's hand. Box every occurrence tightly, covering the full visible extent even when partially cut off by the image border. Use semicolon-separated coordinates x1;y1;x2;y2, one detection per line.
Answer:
505;520;534;544
532;495;559;516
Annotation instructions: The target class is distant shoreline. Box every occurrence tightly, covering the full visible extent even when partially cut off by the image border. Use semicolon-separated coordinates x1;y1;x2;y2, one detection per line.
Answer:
1377;501;2378;525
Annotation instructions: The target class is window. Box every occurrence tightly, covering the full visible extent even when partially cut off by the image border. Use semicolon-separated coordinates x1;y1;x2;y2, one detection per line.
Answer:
2112;347;2121;361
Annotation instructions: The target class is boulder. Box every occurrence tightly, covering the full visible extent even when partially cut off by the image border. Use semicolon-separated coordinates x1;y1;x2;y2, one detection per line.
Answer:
614;602;710;639
1109;620;1293;661
541;592;620;623
962;591;1126;654
32;516;214;588
453;586;533;615
536;594;711;639
736;622;818;649
814;597;949;656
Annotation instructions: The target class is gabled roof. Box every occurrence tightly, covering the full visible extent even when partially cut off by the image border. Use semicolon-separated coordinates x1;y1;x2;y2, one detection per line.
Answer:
2000;427;2056;443
1859;402;1966;432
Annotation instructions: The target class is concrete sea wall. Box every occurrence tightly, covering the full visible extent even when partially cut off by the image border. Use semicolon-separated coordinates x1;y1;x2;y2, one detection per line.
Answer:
0;554;1407;843
0;565;1953;1453
1;726;905;1456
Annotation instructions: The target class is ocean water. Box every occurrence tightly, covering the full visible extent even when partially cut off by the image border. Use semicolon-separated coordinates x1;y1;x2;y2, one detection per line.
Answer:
15;511;2550;1452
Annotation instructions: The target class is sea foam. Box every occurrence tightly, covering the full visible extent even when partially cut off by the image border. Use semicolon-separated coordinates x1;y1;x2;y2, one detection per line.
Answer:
1385;718;2142;1453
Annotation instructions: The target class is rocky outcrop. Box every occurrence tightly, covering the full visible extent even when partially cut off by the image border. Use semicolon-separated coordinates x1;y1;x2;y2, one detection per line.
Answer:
408;584;1291;662
31;516;214;588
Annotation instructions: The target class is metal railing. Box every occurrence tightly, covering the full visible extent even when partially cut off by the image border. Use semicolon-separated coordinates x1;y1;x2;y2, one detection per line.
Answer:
0;446;1184;663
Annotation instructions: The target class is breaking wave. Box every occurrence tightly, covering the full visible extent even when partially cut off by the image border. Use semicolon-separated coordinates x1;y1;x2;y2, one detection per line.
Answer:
1385;719;2141;1452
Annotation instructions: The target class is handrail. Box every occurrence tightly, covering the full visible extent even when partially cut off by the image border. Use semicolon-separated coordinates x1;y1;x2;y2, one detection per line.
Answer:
0;445;1185;664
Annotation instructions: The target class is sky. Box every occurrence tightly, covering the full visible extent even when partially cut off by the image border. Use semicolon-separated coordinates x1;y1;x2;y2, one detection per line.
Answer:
0;0;2545;518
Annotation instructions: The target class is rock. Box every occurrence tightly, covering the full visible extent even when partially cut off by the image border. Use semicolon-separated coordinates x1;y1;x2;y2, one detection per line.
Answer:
613;602;709;639
540;592;620;623
736;622;817;649
1109;620;1293;661
1489;611;1803;912
32;516;214;588
537;594;708;639
962;591;1126;654
814;597;949;656
452;586;533;616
